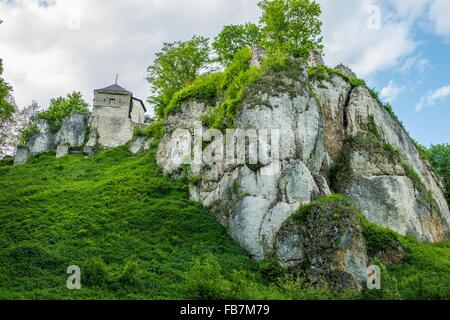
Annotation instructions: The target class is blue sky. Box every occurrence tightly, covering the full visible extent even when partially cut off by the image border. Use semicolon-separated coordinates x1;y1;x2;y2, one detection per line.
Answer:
366;13;450;146
0;0;449;146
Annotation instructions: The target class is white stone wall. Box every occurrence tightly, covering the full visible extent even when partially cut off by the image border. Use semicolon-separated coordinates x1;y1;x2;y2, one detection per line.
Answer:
131;100;145;124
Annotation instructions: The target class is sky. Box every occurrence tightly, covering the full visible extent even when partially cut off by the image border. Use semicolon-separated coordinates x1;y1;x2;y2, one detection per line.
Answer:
0;0;449;146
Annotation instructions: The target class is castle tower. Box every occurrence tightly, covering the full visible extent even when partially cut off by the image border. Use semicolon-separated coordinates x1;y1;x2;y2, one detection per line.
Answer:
91;82;146;148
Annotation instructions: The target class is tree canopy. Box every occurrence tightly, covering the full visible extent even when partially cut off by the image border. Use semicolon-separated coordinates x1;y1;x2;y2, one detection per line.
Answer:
146;0;324;118
427;144;450;205
0;59;15;120
147;36;211;118
258;0;323;58
212;23;262;66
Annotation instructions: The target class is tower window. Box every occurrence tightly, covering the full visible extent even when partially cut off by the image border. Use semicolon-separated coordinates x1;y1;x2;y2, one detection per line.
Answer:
109;98;116;105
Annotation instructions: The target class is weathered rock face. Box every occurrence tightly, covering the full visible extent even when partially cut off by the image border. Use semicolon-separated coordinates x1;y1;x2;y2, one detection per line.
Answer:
129;136;152;155
156;49;449;272
26;119;54;155
13;147;30;166
55;111;88;149
275;197;368;290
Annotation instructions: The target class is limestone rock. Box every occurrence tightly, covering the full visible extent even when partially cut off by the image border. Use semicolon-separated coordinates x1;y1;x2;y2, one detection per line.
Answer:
56;144;69;158
129;136;150;155
55;111;88;148
250;45;266;68
26;119;55;155
14;147;30;166
307;50;324;67
155;48;449;277
275;197;368;291
335;63;357;78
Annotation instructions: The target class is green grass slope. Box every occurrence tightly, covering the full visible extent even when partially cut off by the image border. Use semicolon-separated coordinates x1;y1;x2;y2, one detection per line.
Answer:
0;147;448;299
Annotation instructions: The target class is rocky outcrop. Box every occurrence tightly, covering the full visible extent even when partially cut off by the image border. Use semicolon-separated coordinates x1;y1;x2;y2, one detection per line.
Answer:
156;49;449;286
13;147;30;166
129;136;152;155
26;119;54;155
55;111;88;150
14;107;145;163
275;197;368;290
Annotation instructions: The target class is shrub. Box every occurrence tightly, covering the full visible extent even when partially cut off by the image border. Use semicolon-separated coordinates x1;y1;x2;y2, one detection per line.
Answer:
164;72;223;118
185;255;231;299
18;123;39;146
358;214;401;257
82;257;109;287
142;119;165;142
259;255;286;283
308;65;366;88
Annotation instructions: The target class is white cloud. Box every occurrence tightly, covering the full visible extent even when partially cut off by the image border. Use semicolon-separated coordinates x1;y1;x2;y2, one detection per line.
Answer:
0;0;260;109
416;85;450;111
318;0;421;77
398;55;430;74
380;80;404;102
0;0;433;111
429;0;450;39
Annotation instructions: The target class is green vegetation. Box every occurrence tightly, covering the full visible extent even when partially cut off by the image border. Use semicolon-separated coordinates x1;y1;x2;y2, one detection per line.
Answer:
329;133;401;192
37;92;89;132
0;147;351;300
291;195;450;300
426;144;450;206
308;65;366;88
258;0;323;59
18;123;39;146
213;23;262;66
149;47;261;132
147;36;211;118
0;59;15;120
401;163;440;212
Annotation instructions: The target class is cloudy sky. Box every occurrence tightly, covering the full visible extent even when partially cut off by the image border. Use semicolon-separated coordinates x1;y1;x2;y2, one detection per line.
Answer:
0;0;449;146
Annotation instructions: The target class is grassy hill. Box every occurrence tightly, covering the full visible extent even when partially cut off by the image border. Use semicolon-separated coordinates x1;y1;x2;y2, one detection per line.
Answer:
0;147;448;299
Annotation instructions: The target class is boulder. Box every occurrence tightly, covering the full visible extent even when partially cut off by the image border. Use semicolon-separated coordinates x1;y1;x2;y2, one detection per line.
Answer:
307;50;324;67
55;111;88;148
14;147;30;166
56;144;69;158
129;136;151;155
275;197;368;291
26;119;54;155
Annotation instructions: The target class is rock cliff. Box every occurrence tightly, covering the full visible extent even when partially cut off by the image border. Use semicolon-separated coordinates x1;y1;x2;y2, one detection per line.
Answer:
157;49;450;288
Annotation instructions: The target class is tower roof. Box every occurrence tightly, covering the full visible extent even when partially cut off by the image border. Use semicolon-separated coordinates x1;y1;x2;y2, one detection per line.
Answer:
95;83;131;94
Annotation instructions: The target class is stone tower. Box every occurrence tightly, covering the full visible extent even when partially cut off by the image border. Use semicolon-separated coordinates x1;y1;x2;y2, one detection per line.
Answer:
91;82;146;148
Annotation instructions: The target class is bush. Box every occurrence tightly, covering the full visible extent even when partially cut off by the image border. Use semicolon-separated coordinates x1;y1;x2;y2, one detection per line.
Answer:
185;255;231;299
308;65;366;88
164;72;223;117
259;255;286;283
358;215;401;257
18;123;39;146
82;257;109;287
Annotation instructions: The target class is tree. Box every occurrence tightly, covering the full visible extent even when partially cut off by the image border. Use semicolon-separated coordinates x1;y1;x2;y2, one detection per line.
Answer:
212;23;262;66
258;0;323;59
427;144;450;205
0;101;39;158
0;59;15;120
147;36;211;118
